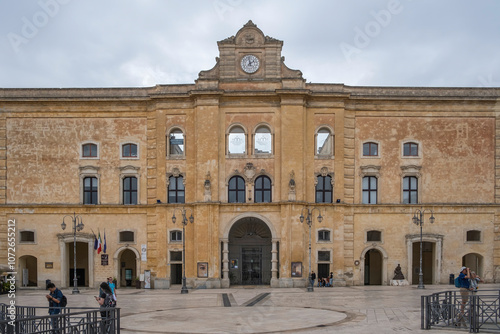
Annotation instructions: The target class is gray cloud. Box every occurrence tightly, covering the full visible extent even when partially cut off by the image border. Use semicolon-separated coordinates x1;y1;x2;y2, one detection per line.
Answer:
0;0;499;88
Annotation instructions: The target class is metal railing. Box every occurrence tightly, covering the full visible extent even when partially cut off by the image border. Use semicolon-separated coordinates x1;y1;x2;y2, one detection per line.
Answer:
0;303;120;333
422;289;500;332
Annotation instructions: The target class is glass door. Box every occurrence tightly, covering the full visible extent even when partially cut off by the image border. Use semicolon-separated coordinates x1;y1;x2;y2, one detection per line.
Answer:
241;247;262;285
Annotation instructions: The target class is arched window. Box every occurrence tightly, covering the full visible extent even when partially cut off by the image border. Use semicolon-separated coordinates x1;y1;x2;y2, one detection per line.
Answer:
254;126;272;154
170;230;182;242
403;142;418;156
122;143;138;158
228;176;245;203
315;175;332;203
254;175;272;203
168;129;184;157
363;142;378;156
362;176;377;204
318;230;331;241
82;143;98;158
83;177;98;204
228;126;246;155
123;177;138;205
403;176;418;204
168;175;185;204
316;127;334;156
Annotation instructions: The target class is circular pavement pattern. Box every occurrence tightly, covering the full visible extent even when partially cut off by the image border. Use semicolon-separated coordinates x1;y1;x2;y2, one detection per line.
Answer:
121;306;349;333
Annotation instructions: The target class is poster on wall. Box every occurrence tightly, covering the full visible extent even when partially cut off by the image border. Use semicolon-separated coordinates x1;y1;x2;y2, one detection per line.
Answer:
144;270;151;289
197;262;208;278
291;262;302;277
141;244;147;261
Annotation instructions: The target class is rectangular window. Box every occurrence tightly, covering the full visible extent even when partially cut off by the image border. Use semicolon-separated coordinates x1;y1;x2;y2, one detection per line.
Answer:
362;176;377;204
403;142;418;156
123;177;138;205
318;251;330;262
318;230;330;241
84;177;98;204
170;251;182;262
403;176;418;204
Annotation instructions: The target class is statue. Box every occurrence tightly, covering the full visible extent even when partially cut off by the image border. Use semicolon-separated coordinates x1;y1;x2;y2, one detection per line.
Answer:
393;264;405;280
204;172;211;202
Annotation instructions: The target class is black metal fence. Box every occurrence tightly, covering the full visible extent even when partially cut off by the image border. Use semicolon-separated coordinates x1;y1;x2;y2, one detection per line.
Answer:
422;289;500;332
0;303;120;333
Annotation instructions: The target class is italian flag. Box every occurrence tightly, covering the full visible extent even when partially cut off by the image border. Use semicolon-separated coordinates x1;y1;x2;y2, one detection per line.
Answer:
97;231;102;254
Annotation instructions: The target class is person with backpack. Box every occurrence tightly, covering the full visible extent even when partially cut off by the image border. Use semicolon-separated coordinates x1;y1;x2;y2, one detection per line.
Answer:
46;282;63;332
456;267;472;327
95;282;116;332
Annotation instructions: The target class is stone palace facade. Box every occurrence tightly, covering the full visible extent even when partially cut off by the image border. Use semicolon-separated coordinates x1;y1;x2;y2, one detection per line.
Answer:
1;21;499;289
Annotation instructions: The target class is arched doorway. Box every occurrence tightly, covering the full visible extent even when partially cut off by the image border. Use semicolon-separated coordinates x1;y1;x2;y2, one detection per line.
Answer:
364;249;382;285
228;217;272;285
19;255;37;287
119;249;137;287
67;242;89;287
412;242;434;285
463;253;483;276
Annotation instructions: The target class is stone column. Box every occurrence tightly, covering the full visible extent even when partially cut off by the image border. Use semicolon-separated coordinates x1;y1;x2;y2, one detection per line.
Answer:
221;239;229;288
271;239;279;287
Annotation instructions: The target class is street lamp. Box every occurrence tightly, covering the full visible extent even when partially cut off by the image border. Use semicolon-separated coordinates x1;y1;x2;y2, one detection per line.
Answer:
299;207;323;292
412;208;435;289
61;213;84;294
172;207;194;294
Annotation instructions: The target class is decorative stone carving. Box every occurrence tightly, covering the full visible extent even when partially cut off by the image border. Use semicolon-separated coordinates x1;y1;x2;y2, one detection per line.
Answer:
359;165;381;178
288;170;296;201
243;163;256;182
204;172;211;202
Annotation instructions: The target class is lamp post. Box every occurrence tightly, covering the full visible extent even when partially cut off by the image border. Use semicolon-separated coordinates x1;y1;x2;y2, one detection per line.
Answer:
172;207;194;294
412;208;435;289
299;207;323;292
61;212;84;294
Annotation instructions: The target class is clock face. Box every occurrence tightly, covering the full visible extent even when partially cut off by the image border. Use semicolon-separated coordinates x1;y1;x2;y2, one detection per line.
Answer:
241;54;260;74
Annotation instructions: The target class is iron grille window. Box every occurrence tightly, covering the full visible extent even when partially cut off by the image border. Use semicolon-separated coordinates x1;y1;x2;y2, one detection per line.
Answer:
403;176;418;204
168;176;185;204
83;177;98;204
119;231;134;242
170;251;182;262
367;230;381;242
318;230;331;241
228;176;245;203
123;177;138;204
363;142;378;156
254;175;271;203
362;176;377;204
315;175;332;203
403;142;418;156
82;143;97;158
170;230;182;242
318;251;330;262
20;231;35;242
466;230;481;242
122;143;137;158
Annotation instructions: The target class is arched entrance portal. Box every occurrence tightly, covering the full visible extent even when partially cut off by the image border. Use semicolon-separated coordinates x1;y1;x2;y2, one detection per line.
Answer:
19;255;37;287
364;249;382;285
463;253;483;277
228;217;272;285
119;249;137;287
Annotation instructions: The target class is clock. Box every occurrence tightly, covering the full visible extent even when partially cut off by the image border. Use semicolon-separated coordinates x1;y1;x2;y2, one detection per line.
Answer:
241;54;260;74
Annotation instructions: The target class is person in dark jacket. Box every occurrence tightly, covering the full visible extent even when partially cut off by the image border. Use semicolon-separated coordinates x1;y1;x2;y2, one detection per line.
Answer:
46;282;63;332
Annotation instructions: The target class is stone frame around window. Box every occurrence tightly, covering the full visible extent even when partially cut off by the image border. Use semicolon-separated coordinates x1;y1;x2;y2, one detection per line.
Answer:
465;229;482;243
317;249;332;263
226;123;248;158
168;229;183;244
19;229;36;244
400;165;421;204
252;123;274;157
79;165;100;205
166;168;186;204
314;125;335;160
359;165;381;205
401;140;422;159
361;140;381;159
80;141;100;160
118;230;136;244
317;228;332;243
119;165;140;205
166;126;186;160
120;141;140;160
365;229;383;244
314;167;334;204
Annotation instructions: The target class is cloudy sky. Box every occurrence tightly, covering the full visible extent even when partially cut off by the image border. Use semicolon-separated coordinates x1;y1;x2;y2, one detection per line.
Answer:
1;0;499;88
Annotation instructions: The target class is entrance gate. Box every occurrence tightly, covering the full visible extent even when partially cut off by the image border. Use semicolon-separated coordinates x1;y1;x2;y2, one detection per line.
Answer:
241;248;262;285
